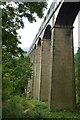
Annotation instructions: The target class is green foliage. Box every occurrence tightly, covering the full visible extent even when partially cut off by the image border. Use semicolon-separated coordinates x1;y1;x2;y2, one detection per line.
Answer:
48;111;80;119
2;50;32;118
2;95;24;118
22;100;80;119
1;1;48;118
3;99;48;118
22;100;49;118
2;97;80;119
77;48;80;104
2;52;32;101
15;99;80;119
74;48;80;104
2;53;33;118
1;2;47;56
74;48;80;106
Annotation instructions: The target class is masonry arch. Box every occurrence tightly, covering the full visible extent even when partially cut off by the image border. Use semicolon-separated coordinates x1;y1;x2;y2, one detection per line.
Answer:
43;25;51;39
55;2;80;26
49;1;80;110
37;37;41;46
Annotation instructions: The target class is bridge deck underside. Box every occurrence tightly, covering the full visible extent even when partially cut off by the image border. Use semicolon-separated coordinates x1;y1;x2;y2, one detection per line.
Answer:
55;2;80;26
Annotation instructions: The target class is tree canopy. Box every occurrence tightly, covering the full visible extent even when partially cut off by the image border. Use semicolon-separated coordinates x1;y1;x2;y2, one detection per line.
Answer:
1;2;47;56
1;2;48;118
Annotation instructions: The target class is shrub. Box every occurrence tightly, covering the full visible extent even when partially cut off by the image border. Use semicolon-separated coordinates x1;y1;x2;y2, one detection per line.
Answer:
2;95;24;118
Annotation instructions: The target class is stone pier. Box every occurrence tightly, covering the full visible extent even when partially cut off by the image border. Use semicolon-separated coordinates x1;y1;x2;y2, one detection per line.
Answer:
49;26;76;110
32;40;41;99
39;25;51;101
33;46;37;99
35;39;41;100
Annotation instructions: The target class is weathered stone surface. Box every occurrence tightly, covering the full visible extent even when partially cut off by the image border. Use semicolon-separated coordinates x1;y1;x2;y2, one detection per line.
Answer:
33;48;37;99
39;39;51;101
35;44;41;100
49;26;76;110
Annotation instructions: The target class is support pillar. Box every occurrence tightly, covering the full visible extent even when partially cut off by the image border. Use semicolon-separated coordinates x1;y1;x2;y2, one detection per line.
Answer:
49;25;76;110
39;25;51;101
33;46;37;99
33;42;41;99
35;40;41;100
39;38;51;101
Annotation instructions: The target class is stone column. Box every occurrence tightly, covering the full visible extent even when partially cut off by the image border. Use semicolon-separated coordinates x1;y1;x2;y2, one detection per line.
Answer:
39;38;51;101
33;42;41;99
35;41;41;100
49;25;76;110
33;46;37;99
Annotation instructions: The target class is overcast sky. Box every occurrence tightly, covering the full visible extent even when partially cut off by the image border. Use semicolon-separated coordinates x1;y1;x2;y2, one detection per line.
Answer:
17;1;78;53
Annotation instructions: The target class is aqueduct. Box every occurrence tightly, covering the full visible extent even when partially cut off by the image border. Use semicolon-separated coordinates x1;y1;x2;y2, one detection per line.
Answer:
27;0;80;110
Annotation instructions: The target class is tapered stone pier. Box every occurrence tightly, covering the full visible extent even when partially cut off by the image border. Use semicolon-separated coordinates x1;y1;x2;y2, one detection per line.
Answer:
39;25;51;101
49;26;76;110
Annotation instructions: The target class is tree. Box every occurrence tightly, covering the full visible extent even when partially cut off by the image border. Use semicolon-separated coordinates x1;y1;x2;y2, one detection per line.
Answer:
75;48;80;105
0;2;47;118
77;48;80;104
1;2;48;118
1;2;47;56
2;52;32;100
1;1;47;96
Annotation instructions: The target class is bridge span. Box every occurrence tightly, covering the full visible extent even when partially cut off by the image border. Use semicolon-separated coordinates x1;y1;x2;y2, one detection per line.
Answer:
27;1;80;110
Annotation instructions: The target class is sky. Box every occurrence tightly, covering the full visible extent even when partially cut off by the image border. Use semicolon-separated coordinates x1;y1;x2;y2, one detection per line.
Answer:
17;0;78;53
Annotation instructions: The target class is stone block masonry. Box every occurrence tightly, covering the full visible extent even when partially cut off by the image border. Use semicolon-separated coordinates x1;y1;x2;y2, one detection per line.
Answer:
39;39;51;101
49;26;76;110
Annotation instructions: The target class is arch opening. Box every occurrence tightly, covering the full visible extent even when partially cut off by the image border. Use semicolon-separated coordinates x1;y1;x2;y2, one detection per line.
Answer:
43;25;51;39
37;37;41;46
55;2;80;26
